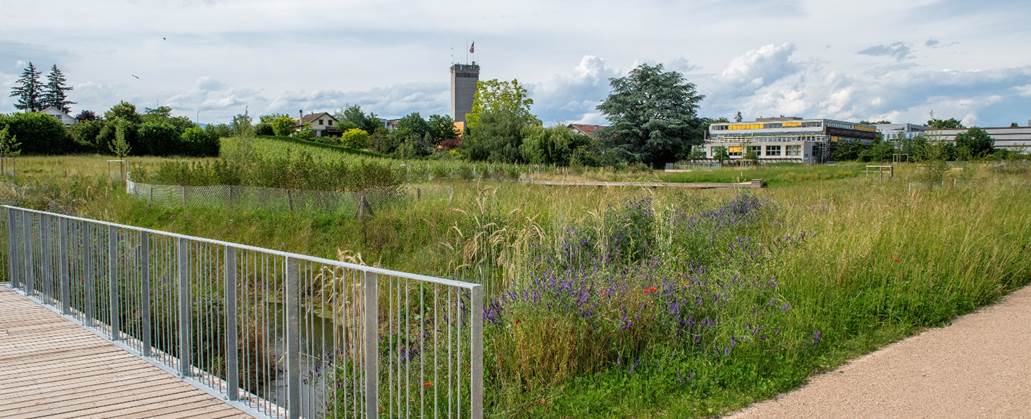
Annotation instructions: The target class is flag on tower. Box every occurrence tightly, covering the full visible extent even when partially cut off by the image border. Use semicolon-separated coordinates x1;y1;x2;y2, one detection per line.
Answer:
469;42;475;54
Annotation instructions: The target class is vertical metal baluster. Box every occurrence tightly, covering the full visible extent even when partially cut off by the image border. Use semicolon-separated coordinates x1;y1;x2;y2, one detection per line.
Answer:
6;208;17;290
178;238;191;377
364;271;379;419
286;257;300;419
59;217;69;314
140;232;151;356
470;286;483;419
226;246;239;401
109;225;120;341
84;224;94;328
40;215;51;304
23;211;34;297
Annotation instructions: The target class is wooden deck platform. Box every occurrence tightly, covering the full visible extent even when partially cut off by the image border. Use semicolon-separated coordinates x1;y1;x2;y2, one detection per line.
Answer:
0;286;252;419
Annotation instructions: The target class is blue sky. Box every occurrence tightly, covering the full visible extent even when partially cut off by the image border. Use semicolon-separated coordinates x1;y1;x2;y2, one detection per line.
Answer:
2;0;1031;127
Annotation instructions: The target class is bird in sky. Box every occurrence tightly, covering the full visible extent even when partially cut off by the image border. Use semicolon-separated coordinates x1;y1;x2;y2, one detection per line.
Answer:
131;74;140;80
162;36;166;41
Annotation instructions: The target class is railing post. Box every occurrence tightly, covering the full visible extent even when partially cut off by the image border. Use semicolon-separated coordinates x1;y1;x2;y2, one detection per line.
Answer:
84;223;94;328
40;215;51;303
6;207;18;289
140;232;151;356
58;218;69;314
108;225;120;341
470;285;484;419
285;257;300;419
364;271;379;419
177;238;191;377
225;246;239;401
23;211;34;297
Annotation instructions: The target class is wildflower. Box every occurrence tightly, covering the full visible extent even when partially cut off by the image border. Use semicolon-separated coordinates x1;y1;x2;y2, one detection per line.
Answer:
643;286;658;295
514;319;521;327
423;380;433;389
812;329;823;345
890;255;903;264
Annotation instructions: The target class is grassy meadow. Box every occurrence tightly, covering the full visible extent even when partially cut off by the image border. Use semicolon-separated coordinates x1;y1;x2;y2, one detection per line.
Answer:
2;145;1030;417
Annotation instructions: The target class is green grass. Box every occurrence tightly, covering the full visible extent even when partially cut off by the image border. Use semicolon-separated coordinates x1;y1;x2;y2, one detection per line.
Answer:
3;155;1030;418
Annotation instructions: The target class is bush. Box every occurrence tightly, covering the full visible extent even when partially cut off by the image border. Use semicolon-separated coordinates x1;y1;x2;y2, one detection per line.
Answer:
340;128;370;149
70;119;104;152
254;122;273;136
270;115;297;137
293;126;315;141
0;112;73;154
181;127;220;156
136;121;179;155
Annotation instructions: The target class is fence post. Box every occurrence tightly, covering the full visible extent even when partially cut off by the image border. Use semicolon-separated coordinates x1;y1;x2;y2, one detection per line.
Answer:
140;232;151;356
7;208;17;289
285;257;300;418
177;238;191;377
58;218;69;314
182;185;187;205
84;223;94;327
108;225;120;341
364;271;379;419
470;285;484;419
23;211;34;297
225;246;239;401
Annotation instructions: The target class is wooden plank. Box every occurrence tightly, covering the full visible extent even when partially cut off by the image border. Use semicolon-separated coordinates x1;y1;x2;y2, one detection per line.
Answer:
38;392;216;419
122;397;234;418
0;378;188;414
2;369;178;400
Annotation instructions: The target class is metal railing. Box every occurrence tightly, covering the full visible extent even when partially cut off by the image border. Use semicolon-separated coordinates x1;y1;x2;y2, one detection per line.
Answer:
3;205;483;419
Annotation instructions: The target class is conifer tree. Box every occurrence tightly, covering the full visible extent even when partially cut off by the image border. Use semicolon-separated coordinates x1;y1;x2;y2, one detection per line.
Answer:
9;62;43;112
42;64;75;113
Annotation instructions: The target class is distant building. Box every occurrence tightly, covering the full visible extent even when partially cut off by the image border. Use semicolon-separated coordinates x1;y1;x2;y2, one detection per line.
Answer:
875;123;926;143
567;123;607;139
704;117;878;163
925;124;1031;154
297;112;341;137
450;63;480;123
40;106;76;126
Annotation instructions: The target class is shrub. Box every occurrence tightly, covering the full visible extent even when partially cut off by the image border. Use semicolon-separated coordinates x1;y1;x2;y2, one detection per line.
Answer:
270;115;297;137
70;119;104;152
181;126;220;156
0;112;72;154
293;126;315;141
340;128;370;149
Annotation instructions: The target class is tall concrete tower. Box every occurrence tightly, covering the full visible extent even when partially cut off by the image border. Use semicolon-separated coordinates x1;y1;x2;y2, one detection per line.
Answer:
450;62;480;123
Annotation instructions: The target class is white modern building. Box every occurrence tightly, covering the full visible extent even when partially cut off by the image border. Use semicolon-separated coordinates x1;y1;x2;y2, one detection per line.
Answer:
704;117;878;163
875;123;926;142
925;124;1031;154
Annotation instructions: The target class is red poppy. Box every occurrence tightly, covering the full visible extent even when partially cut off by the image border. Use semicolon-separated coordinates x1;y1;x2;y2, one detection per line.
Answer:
423;380;433;389
643;286;658;295
889;255;902;264
514;319;521;326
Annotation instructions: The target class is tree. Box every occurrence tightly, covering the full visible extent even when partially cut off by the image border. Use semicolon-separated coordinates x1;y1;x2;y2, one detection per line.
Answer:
520;125;594;166
428;114;457;143
734;111;743;123
181;126;219;156
337;105;382;133
712;146;729;164
597;63;705;166
270;115;297;137
230;113;254;137
70;119;104;151
9;62;43;112
41;65;74;113
465;79;536;132
105;101;141;124
385;113;433;156
954;127;993;159
75;110;98;121
0;125;21;175
109;120;132;158
340;128;370;149
927;118;964;129
293;126;316;141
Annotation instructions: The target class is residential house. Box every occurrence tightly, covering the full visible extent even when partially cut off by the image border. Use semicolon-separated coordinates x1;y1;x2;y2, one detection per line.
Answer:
40;106;76;126
298;112;341;137
567;123;607;139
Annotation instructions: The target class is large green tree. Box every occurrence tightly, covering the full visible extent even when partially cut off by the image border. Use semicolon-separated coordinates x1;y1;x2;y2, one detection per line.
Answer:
337;105;382;134
927;118;964;129
41;65;74;113
9;62;43;112
597;63;705;166
954;127;994;159
465;79;536;132
427;114;457;143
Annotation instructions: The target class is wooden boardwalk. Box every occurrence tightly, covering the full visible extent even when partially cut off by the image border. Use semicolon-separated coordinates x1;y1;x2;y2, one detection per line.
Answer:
0;286;252;419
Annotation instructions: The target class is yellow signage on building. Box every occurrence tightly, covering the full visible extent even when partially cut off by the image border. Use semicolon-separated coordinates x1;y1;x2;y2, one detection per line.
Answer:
782;121;802;128
728;146;743;153
729;123;763;131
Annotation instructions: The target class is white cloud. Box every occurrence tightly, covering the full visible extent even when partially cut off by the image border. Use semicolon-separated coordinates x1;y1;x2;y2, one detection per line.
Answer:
1016;84;1031;97
858;42;913;61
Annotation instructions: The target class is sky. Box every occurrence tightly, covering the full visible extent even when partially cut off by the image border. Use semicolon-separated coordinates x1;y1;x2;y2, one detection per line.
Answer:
2;0;1031;127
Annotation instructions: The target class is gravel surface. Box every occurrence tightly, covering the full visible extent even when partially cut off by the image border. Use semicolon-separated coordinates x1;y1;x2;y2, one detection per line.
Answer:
730;285;1031;418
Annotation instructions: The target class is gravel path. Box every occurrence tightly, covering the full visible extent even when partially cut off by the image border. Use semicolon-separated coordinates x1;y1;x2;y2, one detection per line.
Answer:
730;285;1031;418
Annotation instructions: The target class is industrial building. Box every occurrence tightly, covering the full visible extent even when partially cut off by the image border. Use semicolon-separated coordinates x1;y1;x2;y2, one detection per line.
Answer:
925;123;1031;154
705;117;878;163
876;123;927;143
